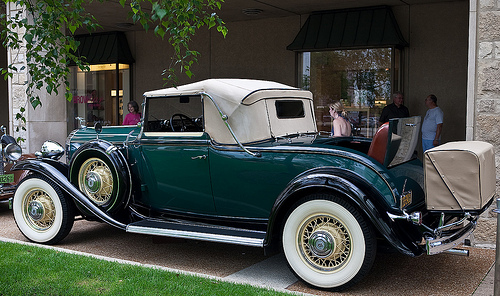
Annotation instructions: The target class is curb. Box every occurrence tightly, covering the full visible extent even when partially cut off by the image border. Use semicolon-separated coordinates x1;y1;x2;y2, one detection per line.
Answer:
0;236;309;295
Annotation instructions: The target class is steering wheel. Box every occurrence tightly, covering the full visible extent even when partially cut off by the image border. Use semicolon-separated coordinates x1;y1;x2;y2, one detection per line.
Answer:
169;113;196;132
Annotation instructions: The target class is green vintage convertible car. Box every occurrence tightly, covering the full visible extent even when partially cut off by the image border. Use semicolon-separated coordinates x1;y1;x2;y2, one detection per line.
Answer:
11;79;496;290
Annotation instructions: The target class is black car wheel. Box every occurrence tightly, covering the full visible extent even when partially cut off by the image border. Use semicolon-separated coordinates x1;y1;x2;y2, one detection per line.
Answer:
282;194;376;290
13;174;74;244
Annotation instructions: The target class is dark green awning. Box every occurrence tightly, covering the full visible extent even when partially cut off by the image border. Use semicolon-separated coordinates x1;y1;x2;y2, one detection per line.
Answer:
287;6;408;52
73;31;135;65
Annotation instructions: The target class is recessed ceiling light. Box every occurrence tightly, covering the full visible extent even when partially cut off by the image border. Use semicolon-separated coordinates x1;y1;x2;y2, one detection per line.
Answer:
116;23;134;29
242;8;263;16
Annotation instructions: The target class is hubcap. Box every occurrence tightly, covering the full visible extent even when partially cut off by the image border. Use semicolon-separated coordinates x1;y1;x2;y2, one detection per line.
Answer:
78;158;113;205
298;214;352;272
308;230;335;258
23;189;56;231
28;200;45;221
85;171;102;194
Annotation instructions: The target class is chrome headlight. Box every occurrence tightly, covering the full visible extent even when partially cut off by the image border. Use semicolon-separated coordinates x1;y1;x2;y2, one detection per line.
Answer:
5;143;22;161
40;140;64;160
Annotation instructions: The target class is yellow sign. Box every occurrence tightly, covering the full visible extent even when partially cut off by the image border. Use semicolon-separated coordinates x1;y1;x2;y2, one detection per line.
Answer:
400;191;412;209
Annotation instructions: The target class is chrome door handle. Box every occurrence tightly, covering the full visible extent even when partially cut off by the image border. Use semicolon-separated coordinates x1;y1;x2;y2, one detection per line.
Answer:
191;155;207;160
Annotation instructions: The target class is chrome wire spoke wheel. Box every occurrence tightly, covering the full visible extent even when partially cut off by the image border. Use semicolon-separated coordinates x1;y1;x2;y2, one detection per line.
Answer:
299;214;352;272
70;143;130;213
78;157;114;205
282;195;376;290
22;188;56;231
13;174;74;244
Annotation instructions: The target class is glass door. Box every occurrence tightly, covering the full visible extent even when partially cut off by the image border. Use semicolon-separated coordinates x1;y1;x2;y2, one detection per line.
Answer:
68;63;131;130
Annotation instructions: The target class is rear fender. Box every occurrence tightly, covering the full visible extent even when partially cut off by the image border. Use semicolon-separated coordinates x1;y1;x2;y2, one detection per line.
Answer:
4;153;37;185
267;167;422;256
12;159;127;230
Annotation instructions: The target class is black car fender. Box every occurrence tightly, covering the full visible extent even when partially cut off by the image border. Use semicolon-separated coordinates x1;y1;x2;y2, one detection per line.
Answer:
69;139;132;214
12;159;127;230
266;167;420;256
13;158;69;179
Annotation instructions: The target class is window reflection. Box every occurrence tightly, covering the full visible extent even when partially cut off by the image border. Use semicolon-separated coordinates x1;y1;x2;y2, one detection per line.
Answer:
301;48;400;138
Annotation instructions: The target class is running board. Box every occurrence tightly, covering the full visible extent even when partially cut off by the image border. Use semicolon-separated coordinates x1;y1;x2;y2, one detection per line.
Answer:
126;219;265;247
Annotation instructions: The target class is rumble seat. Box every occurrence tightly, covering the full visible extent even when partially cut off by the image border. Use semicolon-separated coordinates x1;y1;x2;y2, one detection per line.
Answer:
367;123;389;164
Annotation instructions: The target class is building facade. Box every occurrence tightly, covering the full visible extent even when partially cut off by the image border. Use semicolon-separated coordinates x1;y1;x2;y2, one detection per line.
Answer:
1;0;499;245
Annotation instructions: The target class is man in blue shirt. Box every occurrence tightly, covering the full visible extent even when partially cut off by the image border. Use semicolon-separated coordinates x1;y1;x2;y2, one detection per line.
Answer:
422;94;443;152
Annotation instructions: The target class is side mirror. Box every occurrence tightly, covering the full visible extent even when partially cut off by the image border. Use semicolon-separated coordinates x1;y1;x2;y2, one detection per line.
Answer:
94;122;103;134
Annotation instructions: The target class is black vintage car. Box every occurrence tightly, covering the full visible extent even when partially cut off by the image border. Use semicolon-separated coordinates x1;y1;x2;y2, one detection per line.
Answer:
0;126;33;201
11;79;496;290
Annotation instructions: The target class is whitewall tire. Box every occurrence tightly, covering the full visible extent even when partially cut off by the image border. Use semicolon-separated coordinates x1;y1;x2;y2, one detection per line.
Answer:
282;195;376;290
13;174;74;244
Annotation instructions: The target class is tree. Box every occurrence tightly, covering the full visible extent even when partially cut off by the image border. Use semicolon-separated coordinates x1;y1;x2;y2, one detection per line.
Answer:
0;0;227;133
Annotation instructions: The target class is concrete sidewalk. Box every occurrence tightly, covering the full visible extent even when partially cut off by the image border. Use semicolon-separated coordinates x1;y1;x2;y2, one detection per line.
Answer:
473;263;495;296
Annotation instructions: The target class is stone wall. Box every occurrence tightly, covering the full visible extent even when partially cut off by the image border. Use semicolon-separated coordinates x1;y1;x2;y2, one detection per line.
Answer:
6;3;68;154
472;0;500;247
7;3;28;150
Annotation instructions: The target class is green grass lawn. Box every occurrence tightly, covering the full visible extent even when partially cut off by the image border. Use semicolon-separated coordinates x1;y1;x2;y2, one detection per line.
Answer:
0;241;291;295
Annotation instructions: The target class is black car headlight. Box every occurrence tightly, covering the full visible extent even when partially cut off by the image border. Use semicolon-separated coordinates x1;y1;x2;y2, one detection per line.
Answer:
5;143;22;161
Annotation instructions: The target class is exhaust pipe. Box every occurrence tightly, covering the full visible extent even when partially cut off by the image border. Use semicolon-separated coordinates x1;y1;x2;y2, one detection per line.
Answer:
443;248;469;256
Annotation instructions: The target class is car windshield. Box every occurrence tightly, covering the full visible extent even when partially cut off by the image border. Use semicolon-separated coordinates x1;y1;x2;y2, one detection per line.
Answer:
144;95;203;133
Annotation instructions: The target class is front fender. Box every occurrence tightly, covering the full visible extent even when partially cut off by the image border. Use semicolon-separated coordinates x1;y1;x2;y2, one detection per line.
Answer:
13;158;69;178
12;159;127;230
267;167;422;256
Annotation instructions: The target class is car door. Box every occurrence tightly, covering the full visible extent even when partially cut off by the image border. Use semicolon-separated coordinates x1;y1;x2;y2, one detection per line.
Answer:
134;95;216;214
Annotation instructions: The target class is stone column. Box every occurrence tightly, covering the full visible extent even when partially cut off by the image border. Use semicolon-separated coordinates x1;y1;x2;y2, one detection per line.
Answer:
471;0;500;246
7;2;28;150
6;3;68;154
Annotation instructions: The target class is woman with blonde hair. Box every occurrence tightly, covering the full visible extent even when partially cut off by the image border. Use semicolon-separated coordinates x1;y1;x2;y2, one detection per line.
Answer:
329;101;351;137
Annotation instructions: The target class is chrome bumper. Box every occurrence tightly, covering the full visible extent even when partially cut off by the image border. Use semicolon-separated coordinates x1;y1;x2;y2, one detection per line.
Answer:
425;219;476;255
0;183;16;199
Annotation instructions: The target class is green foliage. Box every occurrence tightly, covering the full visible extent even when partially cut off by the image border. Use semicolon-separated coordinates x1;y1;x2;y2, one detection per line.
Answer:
1;0;100;110
124;0;227;83
0;0;227;133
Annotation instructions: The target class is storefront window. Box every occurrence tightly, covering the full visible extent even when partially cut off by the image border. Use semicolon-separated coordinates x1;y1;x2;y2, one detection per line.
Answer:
68;63;131;130
301;48;400;138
